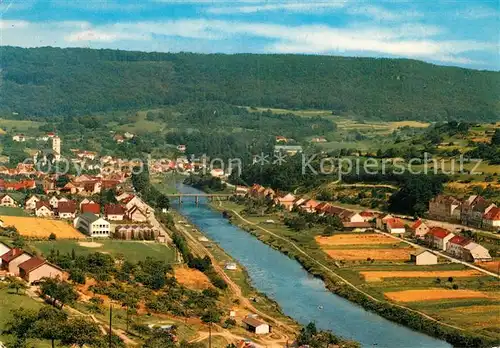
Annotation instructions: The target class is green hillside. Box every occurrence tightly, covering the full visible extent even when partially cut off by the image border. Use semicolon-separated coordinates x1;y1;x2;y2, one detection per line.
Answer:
1;46;499;121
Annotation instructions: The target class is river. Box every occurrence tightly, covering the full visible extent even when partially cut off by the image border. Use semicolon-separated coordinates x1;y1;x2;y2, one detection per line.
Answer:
174;184;450;348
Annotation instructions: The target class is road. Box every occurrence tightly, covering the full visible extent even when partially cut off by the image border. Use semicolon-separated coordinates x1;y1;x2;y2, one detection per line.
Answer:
375;230;500;278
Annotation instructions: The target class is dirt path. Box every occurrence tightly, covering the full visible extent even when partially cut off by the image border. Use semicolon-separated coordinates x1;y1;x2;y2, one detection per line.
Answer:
227;208;470;333
26;288;137;346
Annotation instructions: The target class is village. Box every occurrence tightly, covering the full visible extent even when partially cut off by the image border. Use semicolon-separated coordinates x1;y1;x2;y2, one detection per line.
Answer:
235;183;497;267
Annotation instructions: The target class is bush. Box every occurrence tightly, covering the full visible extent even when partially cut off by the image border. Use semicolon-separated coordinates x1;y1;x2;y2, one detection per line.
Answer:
48;233;57;241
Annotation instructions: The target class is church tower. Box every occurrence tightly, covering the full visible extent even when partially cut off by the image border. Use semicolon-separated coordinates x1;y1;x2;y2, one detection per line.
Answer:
52;136;61;161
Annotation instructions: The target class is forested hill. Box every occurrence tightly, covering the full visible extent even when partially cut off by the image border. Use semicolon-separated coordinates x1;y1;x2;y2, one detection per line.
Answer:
1;46;499;122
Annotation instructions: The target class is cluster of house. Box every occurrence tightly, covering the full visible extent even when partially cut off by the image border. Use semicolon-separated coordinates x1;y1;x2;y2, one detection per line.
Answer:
0;192;156;239
409;220;492;262
429;194;500;231
0;242;64;284
245;184;380;230
0;163;40;177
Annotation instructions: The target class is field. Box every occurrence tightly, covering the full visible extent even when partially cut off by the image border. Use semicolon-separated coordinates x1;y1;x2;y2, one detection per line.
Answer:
174;266;212;290
0;118;45;132
315;234;397;246
0;215;84;239
360;270;482;282
384;289;493;302
0;206;29;216
477;260;500;273
31;239;177;263
325;248;415;260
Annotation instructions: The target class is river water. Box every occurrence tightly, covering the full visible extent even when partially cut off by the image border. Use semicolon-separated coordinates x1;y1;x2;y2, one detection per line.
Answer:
174;184;450;348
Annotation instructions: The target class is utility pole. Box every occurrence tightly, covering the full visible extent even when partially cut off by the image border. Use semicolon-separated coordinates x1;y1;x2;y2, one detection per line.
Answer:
109;303;113;348
208;322;212;348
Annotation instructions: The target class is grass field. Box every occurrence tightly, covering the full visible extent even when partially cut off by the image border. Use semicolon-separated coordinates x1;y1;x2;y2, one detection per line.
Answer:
31;239;177;263
0;215;84;239
116;110;166;133
0;286;52;348
0;206;29;216
0;118;45;132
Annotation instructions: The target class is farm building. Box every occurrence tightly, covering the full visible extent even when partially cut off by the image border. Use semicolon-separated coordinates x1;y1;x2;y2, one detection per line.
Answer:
126;205;148;222
242;317;271;335
410;250;437;265
74;213;110;238
114;224;158;240
446;235;471;259
482;207;500;231
462;242;492;262
18;257;64;284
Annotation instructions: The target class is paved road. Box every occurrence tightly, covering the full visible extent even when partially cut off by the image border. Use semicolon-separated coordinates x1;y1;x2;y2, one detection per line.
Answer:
374;230;500;278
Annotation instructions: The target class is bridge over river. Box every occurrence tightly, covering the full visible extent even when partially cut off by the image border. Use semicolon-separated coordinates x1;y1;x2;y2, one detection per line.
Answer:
165;193;234;205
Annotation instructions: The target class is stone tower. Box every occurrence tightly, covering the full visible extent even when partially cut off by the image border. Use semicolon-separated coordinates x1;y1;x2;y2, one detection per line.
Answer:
52;136;61;160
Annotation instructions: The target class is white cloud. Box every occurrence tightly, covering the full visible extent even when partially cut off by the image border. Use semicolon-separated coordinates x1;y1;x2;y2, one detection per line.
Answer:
0;19;495;67
455;6;500;19
65;29;148;43
206;2;348;14
346;5;422;21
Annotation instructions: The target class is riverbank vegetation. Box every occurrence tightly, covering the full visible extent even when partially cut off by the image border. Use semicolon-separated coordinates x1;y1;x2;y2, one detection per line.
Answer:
214;198;500;347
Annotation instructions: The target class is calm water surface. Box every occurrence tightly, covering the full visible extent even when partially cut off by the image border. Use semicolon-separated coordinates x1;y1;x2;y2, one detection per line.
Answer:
174;184;450;348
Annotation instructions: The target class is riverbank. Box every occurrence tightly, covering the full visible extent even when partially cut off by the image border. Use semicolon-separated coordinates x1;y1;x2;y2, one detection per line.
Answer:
211;199;499;348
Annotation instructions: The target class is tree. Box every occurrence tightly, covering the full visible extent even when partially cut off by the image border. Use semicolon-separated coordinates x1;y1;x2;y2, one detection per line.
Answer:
12;235;25;248
201;309;221;348
142;330;176;348
6;276;28;294
491;129;500;146
61;317;101;348
33;307;68;348
3;308;38;347
39;277;79;308
48;232;57;241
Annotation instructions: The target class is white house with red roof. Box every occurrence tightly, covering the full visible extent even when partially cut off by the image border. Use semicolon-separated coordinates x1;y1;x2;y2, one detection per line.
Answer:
482;206;500;230
376;214;394;230
410;219;430;239
446;235;471;259
359;211;376;222
0;194;17;208
275;193;296;211
426;227;455;251
385;218;406;234
301;199;320;213
35;201;54;217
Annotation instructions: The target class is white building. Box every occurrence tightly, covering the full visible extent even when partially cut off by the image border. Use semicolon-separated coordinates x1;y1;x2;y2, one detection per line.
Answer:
74;213;110;238
0;242;12;265
52;136;61;161
410;250;438;266
243;317;270;335
25;195;41;210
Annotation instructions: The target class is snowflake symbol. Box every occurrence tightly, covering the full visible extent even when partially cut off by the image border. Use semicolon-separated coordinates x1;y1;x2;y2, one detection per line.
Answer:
253;152;270;166
273;152;287;166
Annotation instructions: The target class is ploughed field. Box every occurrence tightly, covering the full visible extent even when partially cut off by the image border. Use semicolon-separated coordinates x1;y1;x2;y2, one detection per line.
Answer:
314;232;500;340
0;215;85;239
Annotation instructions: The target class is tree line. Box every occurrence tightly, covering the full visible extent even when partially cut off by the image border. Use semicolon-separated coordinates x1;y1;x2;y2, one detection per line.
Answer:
1;46;499;122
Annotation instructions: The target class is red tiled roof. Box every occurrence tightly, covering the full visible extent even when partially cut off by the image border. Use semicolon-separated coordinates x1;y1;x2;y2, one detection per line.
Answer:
411;219;424;230
484;206;500;221
448;235;470;246
360;211;375;217
386;218;405;229
121;195;135;204
428;227;452;239
36;201;52;210
342;221;372;228
1;248;28;263
81;203;101;214
18;257;46;273
58;201;77;214
105;204;126;215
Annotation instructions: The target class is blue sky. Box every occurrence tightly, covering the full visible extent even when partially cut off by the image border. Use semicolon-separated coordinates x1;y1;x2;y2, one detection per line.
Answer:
1;0;499;70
